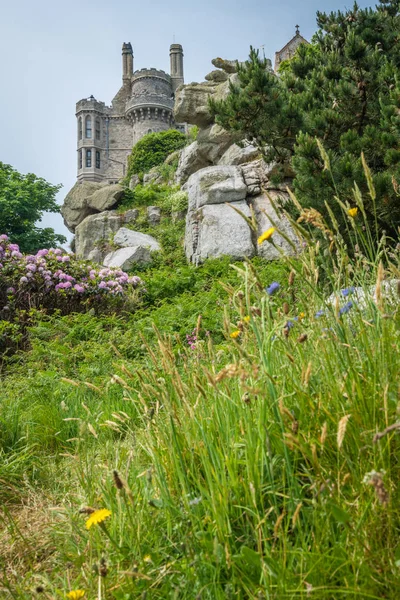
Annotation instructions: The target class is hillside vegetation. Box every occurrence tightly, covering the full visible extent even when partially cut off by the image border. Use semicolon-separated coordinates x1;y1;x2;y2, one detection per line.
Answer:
1;153;400;598
1;1;400;598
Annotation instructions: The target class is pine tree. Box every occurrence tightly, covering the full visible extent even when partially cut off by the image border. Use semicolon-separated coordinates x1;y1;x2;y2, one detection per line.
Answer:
210;1;400;238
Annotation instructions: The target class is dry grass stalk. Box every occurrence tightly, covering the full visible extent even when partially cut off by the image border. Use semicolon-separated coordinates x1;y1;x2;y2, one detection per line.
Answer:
292;502;303;528
320;422;328;447
337;414;351;449
273;511;286;539
373;422;400;443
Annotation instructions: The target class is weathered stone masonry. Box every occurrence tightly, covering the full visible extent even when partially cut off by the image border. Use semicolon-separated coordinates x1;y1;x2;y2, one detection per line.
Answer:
76;42;185;184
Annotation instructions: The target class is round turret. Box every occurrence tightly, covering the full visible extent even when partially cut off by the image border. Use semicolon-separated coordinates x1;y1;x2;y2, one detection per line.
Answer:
125;69;175;144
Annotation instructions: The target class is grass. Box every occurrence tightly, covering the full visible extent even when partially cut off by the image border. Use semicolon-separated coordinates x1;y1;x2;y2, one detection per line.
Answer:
1;170;400;598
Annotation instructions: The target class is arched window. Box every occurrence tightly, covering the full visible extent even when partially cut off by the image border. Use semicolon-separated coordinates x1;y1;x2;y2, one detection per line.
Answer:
85;116;92;139
147;129;153;134
95;118;101;140
86;149;92;168
78;150;82;169
78;117;82;140
95;151;100;169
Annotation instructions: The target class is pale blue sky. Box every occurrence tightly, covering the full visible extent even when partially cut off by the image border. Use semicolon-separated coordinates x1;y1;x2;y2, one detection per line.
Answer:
0;0;375;241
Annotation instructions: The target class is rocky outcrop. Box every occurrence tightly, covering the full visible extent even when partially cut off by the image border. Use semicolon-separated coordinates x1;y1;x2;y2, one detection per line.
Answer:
61;182;126;233
113;228;161;252
103;246;153;269
86;184;125;212
219;144;260;166
174;82;219;128
186;202;255;264
103;228;161;269
186;166;247;211
175;142;212;184
184;165;300;264
75;211;122;260
147;206;161;226
205;69;229;83
61;181;103;232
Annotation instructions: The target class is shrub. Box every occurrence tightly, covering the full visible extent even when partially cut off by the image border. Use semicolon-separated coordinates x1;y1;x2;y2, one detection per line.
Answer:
0;235;143;357
126;130;187;179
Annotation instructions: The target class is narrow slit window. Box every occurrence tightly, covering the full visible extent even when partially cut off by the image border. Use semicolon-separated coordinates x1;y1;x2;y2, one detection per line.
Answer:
78;117;82;140
95;118;101;140
86;149;92;168
96;151;100;169
85;116;92;139
79;150;82;169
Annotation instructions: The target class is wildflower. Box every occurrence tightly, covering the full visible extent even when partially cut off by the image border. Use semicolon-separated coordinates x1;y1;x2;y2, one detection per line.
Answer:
243;316;250;323
348;207;358;218
20;276;28;284
341;286;355;297
6;287;15;294
85;508;111;530
266;282;280;296
315;309;325;318
66;591;85;600
230;330;241;339
339;301;353;316
285;321;295;329
257;227;275;245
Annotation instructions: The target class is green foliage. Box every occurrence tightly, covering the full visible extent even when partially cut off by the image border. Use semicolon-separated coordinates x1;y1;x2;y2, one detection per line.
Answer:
210;1;400;238
1;185;400;596
0;162;66;253
126;130;187;179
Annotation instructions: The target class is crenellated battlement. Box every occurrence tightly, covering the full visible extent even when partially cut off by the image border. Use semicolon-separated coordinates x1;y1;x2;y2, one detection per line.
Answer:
75;42;184;184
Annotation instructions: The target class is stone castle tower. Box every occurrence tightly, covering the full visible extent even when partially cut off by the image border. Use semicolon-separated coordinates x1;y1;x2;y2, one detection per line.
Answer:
76;43;185;184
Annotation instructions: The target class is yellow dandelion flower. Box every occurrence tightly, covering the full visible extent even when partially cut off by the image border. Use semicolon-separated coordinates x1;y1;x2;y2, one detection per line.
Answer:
230;330;241;339
298;312;306;321
348;207;358;218
143;554;152;563
243;316;251;323
85;508;111;530
257;227;275;245
67;591;85;600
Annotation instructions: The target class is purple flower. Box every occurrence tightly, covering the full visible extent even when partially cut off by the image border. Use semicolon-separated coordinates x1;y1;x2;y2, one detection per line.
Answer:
98;281;108;289
339;301;353;316
285;320;295;329
315;310;325;318
20;276;28;283
74;284;85;293
36;249;49;257
0;234;9;241
26;264;37;272
63;281;72;289
341;287;355;297
61;255;70;262
11;250;22;259
266;282;280;296
6;287;15;294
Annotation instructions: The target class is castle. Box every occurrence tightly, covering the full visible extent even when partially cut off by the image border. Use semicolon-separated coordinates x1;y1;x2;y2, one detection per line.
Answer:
76;43;185;184
75;29;307;185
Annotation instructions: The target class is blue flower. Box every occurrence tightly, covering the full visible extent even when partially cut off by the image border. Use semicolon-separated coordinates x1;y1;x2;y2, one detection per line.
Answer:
285;320;295;329
339;301;353;316
341;287;355;297
266;282;280;296
315;309;325;318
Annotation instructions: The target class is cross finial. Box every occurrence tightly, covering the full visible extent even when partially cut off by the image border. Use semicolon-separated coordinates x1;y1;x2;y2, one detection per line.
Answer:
295;24;300;35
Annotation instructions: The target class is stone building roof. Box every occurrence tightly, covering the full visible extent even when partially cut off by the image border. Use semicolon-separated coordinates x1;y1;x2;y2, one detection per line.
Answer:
274;26;309;72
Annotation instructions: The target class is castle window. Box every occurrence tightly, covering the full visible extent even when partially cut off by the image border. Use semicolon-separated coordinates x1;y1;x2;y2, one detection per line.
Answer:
78;117;82;140
147;129;153;134
95;118;101;140
95;151;101;169
79;150;82;169
86;149;92;168
85;116;92;139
